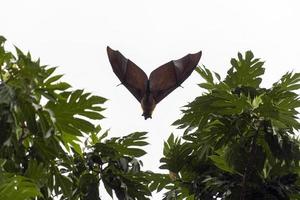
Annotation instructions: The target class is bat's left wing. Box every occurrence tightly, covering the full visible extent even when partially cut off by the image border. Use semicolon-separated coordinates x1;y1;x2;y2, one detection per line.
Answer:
149;51;202;103
107;46;148;102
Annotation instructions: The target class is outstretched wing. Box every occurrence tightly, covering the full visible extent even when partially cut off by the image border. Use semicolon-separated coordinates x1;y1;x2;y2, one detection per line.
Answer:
107;46;148;102
149;51;202;103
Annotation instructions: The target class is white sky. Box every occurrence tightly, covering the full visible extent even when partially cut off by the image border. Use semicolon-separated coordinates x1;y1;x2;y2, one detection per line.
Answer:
1;0;300;199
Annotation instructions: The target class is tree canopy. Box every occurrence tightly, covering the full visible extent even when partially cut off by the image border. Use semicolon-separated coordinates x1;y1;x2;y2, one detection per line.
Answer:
161;51;300;199
0;36;165;200
0;36;299;199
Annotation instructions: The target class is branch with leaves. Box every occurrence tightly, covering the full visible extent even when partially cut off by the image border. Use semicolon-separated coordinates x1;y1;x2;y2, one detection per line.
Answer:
161;51;300;200
0;36;162;200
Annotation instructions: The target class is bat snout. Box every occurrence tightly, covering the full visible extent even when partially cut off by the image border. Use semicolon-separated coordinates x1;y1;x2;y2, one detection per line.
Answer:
142;112;152;120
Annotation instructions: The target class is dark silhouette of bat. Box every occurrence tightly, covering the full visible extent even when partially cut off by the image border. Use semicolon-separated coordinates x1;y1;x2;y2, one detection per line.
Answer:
107;46;202;119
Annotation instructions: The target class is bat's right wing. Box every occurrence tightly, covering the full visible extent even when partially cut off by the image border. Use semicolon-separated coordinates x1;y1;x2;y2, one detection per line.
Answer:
149;51;202;103
107;46;148;102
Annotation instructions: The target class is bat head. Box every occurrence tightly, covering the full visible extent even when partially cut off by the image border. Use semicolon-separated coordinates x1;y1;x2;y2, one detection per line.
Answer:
142;112;152;120
141;94;156;120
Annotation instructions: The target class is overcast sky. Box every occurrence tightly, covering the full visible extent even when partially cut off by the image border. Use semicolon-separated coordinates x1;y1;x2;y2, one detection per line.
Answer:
1;0;300;199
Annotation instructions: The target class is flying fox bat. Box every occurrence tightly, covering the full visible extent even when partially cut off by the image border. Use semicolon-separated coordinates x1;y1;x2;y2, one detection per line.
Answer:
107;46;202;120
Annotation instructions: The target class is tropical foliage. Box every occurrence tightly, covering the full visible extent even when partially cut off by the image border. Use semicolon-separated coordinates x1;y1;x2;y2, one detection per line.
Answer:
160;51;300;199
0;36;299;200
0;36;166;200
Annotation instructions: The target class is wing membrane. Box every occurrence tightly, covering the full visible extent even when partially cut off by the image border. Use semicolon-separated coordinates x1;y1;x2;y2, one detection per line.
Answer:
107;46;148;102
149;51;202;103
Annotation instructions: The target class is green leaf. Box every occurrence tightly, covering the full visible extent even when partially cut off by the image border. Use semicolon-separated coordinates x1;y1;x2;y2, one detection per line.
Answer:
196;66;214;84
44;74;64;84
24;160;46;185
46;90;106;137
225;51;265;88
0;36;6;44
47;82;71;90
0;84;14;105
274;72;300;91
80;111;104;120
55;172;72;197
198;82;214;90
0;174;42;200
44;66;57;78
60;133;82;155
18;100;39;135
209;152;234;173
79;174;100;200
214;72;221;81
126;148;147;157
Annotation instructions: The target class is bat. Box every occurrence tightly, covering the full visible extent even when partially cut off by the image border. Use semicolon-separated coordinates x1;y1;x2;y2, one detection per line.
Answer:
107;46;202;119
